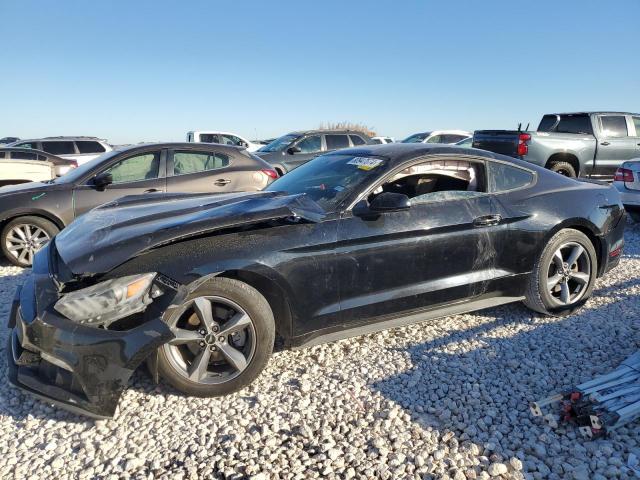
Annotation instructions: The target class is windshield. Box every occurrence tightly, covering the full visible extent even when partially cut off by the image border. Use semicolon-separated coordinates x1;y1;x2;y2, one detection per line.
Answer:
401;132;430;143
266;154;387;210
52;150;121;183
258;134;299;152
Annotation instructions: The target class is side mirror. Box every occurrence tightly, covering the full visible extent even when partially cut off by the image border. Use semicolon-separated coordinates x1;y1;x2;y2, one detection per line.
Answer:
287;146;302;155
369;192;411;212
93;172;113;190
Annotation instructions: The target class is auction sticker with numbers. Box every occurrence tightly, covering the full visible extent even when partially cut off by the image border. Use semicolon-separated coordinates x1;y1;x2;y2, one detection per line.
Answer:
347;157;384;170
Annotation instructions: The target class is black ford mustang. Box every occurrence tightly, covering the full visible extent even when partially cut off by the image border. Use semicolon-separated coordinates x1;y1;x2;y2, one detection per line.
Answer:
8;144;626;418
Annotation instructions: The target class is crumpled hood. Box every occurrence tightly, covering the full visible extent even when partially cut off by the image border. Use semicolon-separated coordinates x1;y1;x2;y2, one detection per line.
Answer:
55;190;325;275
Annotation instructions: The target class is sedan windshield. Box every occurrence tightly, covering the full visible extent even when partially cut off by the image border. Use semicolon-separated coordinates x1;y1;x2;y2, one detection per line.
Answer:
258;134;299;152
401;132;430;143
266;154;387;210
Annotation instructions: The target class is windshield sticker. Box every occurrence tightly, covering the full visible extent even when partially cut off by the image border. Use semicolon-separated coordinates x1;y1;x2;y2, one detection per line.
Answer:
347;157;383;170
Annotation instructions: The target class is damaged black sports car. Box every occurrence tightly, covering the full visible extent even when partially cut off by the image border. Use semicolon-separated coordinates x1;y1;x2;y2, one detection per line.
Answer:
8;143;626;418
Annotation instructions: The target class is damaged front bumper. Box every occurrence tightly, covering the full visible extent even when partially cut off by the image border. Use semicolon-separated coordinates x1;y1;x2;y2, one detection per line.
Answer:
7;246;175;418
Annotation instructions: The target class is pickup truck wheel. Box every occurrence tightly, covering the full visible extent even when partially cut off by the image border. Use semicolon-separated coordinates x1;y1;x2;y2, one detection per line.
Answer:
548;161;577;178
1;216;59;267
158;277;275;397
523;229;597;316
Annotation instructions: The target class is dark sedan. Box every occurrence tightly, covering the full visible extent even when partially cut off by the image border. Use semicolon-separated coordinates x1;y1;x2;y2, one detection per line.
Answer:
8;144;625;417
0;142;277;267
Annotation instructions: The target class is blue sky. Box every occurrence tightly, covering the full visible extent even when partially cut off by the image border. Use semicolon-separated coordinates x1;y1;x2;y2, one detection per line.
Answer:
2;0;639;144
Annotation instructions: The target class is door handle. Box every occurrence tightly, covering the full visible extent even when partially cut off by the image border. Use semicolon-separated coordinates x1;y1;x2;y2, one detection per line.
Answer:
214;179;231;186
600;141;610;146
473;214;502;227
144;188;160;193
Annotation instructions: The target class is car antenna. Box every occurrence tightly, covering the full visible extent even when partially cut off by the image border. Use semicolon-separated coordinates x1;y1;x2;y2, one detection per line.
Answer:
517;122;522;132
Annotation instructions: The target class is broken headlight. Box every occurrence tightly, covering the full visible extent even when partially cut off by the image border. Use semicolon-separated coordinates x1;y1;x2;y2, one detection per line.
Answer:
54;273;163;327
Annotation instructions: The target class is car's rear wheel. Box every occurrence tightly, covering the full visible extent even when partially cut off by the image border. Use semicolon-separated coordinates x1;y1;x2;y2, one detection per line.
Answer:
158;277;274;397
524;229;597;315
1;216;59;267
548;161;577;178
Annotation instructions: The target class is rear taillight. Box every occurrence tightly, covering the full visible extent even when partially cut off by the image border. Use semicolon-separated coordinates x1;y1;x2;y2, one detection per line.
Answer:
261;169;279;179
614;167;634;182
517;133;531;157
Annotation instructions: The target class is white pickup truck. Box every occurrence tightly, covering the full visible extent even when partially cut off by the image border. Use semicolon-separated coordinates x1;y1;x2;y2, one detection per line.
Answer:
0;159;55;188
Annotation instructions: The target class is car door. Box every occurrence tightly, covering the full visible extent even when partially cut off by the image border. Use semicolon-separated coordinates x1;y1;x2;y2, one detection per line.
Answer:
335;158;503;326
72;149;167;217
166;148;246;193
594;115;638;177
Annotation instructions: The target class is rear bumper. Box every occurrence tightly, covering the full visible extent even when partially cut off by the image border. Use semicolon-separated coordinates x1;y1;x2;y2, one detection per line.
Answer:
7;275;173;418
613;182;640;208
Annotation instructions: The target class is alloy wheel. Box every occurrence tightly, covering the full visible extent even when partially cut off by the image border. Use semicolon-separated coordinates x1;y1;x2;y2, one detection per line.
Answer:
4;223;51;266
163;296;256;384
546;241;591;306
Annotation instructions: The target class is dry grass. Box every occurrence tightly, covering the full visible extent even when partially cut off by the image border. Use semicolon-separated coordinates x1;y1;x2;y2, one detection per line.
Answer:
318;122;377;137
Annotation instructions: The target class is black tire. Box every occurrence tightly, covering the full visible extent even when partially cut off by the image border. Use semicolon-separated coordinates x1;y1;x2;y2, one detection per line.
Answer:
523;229;597;316
158;277;275;397
1;216;59;267
548;161;577;178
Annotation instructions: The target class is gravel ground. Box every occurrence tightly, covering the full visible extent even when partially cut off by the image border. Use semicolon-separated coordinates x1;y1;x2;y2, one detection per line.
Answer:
1;222;640;480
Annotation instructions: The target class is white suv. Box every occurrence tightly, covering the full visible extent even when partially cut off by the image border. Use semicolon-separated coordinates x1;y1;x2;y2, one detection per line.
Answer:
187;131;261;152
401;130;472;144
8;137;113;165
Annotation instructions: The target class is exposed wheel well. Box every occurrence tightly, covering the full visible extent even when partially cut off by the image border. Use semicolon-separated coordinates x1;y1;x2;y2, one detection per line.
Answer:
219;270;293;349
545;153;580;176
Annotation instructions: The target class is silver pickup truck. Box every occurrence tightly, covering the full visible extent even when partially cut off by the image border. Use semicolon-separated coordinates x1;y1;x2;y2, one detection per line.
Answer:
473;112;640;179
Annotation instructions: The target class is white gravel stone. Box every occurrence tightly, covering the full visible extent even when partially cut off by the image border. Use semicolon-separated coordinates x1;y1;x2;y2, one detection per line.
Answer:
1;219;640;478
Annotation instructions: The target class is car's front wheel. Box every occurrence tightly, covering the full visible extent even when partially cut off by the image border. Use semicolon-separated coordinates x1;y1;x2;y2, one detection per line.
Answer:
1;216;59;267
524;228;597;315
157;277;275;397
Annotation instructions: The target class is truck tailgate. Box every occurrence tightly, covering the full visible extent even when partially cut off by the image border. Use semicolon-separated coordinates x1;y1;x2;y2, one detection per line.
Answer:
472;130;520;157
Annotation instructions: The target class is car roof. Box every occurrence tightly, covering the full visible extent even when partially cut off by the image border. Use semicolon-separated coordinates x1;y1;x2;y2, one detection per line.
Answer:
12;136;108;142
548;112;640;116
113;142;249;153
323;142;541;170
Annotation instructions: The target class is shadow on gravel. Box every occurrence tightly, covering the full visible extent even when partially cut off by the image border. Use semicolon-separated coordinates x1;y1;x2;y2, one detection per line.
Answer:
370;295;640;473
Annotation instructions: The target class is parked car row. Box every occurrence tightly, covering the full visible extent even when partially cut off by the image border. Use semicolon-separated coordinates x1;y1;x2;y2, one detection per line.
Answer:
6;142;626;418
0;143;277;267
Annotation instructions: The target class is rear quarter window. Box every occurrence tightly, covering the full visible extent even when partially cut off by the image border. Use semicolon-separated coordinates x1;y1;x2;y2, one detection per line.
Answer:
349;135;366;146
488;162;534;193
325;135;350;150
538;115;558;132
76;141;106;154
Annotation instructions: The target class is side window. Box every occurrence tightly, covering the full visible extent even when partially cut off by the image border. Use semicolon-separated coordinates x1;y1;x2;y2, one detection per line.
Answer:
350;135;366;146
199;134;221;143
488;162;534;193
599;116;628;137
10;151;38;160
370;138;382;144
42;141;75;155
325;134;349;150
425;135;443;144
76;141;106;154
296;135;322;153
104;152;160;184
0;152;5;159
369;159;487;205
632;117;640;136
219;134;242;146
16;142;36;149
555;115;593;134
173;151;230;175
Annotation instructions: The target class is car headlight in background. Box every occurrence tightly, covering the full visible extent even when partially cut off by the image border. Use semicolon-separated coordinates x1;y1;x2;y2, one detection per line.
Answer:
54;273;163;327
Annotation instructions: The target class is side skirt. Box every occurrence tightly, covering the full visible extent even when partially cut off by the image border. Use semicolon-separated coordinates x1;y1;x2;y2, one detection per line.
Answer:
290;295;525;349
